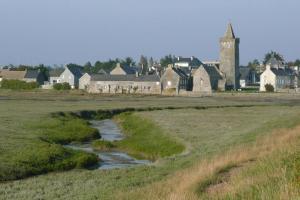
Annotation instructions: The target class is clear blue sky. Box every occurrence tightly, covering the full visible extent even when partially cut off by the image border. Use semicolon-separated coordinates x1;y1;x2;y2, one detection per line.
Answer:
0;0;299;65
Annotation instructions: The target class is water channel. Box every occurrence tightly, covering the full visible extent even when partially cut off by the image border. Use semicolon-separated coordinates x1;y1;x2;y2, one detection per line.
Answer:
65;119;151;170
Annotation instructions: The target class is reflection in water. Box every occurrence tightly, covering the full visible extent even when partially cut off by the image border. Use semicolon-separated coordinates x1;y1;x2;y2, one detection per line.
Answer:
65;120;150;170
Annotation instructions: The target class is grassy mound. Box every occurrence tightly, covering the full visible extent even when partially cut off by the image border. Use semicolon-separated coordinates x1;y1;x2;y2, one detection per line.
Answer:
0;141;98;181
115;112;185;160
33;114;100;144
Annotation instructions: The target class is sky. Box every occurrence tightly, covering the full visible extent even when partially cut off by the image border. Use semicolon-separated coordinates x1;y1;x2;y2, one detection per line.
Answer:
0;0;299;66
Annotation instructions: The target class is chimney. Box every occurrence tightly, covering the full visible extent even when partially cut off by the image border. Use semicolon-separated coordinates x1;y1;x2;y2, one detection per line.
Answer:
191;56;194;61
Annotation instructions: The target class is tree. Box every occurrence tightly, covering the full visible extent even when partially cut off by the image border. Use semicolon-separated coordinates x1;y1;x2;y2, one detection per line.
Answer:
263;51;285;64
160;55;175;68
123;57;135;66
148;57;154;68
83;62;93;73
139;55;148;75
247;59;260;71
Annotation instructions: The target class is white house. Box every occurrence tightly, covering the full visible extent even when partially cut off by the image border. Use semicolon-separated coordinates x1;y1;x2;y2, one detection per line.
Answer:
260;65;295;92
49;65;84;89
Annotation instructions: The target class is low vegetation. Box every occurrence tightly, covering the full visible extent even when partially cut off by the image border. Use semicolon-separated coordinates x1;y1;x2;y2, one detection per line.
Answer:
1;92;300;199
0;79;38;90
115;112;185;160
92;140;116;151
33;113;100;144
0;113;100;181
53;82;71;90
265;83;275;92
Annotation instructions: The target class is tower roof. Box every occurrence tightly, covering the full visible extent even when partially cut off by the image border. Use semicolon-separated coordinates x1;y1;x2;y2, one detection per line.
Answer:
224;23;236;38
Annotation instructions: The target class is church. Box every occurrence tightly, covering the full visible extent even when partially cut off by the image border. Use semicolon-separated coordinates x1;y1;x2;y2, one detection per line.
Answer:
161;23;240;95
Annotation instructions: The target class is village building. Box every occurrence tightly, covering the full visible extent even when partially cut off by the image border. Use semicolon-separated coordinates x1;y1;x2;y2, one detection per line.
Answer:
0;69;47;85
192;65;225;94
79;73;92;90
49;65;83;88
259;65;296;92
87;74;161;94
110;63;140;75
259;55;299;92
49;68;64;85
160;65;189;94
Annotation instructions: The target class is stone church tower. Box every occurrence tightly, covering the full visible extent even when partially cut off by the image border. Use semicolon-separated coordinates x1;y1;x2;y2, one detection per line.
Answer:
219;23;240;89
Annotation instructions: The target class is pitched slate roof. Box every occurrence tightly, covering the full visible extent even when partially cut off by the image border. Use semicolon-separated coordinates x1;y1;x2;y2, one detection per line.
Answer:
24;70;39;79
203;65;223;79
172;67;189;78
49;68;64;77
91;74;160;82
271;68;294;77
67;65;83;77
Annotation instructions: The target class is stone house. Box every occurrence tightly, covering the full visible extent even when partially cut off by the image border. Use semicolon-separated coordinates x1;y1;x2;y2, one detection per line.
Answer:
260;65;295;92
110;63;140;75
79;73;91;90
49;65;83;88
87;74;161;94
160;65;189;94
192;65;225;94
0;69;47;85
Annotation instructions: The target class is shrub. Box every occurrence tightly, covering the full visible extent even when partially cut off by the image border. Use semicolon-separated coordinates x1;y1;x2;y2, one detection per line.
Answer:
53;82;71;90
265;84;275;92
0;79;39;90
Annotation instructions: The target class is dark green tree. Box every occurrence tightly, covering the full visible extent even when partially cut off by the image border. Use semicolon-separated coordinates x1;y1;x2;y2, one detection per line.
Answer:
247;59;260;70
83;62;93;73
160;55;175;68
263;51;285;64
123;57;136;66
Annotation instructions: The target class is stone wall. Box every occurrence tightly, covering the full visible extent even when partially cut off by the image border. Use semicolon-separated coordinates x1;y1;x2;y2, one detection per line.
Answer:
88;81;161;94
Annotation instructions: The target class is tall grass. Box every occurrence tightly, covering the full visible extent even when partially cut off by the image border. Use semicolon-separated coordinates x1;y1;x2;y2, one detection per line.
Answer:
115;112;185;160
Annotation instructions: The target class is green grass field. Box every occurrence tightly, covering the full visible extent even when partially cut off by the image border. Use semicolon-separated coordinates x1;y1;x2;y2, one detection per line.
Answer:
0;90;299;199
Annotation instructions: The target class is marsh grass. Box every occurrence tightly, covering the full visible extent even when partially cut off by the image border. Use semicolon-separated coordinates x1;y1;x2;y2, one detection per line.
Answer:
32;114;100;144
92;140;116;151
1;92;300;199
0;114;100;181
114;112;185;160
